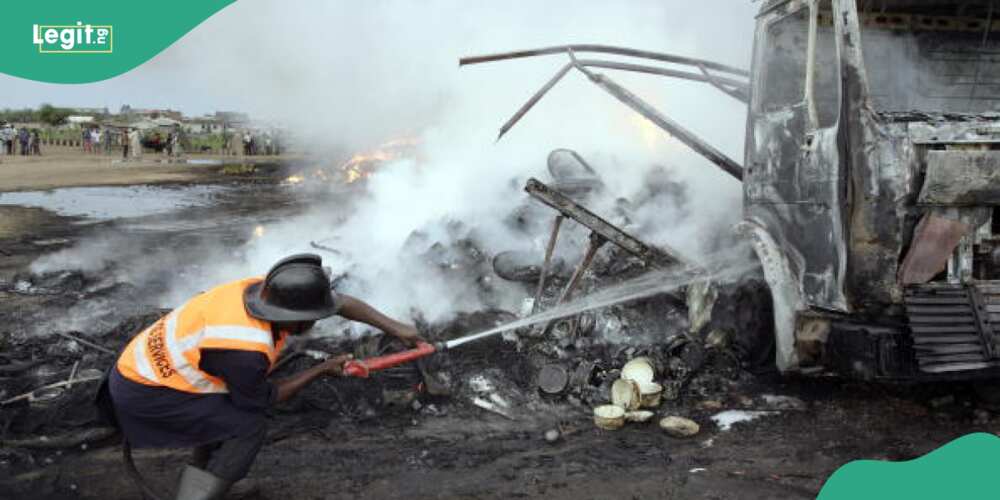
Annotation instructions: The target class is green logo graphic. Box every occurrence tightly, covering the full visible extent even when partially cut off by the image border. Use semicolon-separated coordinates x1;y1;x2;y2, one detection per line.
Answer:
33;23;113;54
1;1;235;83
818;432;1000;500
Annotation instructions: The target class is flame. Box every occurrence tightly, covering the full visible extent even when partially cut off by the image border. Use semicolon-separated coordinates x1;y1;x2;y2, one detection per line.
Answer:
280;137;418;186
253;225;265;238
345;168;364;183
338;136;419;184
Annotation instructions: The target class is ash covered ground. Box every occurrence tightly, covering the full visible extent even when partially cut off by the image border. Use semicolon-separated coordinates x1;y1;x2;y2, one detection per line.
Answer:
0;164;996;500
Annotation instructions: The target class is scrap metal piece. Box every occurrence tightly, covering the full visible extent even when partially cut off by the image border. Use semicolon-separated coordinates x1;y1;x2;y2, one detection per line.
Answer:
471;397;516;420
540;233;606;336
459;44;749;77
525;178;692;269
903;285;1000;373
570;360;597;388
898;213;970;285
547;148;604;194
532;215;564;314
737;220;803;372
557;232;607;305
968;286;997;359
569;59;743;181
695;62;749;103
497;62;573;141
494;58;749;141
537;364;569;394
686;279;718;335
462;44;747;180
582;59;748;102
918;150;1000;205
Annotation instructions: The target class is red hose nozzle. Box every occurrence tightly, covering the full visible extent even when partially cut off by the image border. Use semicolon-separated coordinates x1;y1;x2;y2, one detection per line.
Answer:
342;342;437;378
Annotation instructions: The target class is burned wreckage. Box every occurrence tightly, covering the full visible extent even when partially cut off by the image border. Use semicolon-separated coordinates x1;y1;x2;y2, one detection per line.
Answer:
462;0;1000;381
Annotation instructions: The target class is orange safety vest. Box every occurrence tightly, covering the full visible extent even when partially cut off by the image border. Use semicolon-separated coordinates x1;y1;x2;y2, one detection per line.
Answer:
117;277;288;394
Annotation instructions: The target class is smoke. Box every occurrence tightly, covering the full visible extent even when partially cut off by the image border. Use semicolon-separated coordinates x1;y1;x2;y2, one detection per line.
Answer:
22;1;759;330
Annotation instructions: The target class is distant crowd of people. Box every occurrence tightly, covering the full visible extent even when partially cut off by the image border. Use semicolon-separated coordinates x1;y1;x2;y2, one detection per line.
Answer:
81;127;115;154
0;122;285;163
0;123;42;157
76;126;180;163
228;129;280;156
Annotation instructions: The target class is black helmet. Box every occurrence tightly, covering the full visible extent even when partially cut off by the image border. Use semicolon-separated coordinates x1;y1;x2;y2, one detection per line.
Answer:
243;253;339;322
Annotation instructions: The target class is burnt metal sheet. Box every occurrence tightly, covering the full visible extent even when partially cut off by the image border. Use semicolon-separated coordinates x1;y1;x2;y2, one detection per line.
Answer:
744;115;849;311
898;213;969;284
910;325;978;333
905;296;970;304
458;45;748;178
908;315;975;324
830;0;919;311
905;283;1000;373
743;0;851;316
914;344;983;354
574;65;744;180
918;150;1000;206
524;178;690;269
912;334;981;344
904;304;973;314
922;361;997;373
918;354;991;365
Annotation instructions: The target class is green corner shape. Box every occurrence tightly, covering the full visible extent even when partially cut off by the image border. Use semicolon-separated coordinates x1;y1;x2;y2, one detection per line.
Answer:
1;0;235;84
818;432;1000;500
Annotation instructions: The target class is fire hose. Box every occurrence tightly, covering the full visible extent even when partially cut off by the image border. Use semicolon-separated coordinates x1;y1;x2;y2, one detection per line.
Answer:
342;326;508;378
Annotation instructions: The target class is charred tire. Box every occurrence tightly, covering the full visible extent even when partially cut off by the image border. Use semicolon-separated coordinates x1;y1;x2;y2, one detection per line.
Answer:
726;278;776;371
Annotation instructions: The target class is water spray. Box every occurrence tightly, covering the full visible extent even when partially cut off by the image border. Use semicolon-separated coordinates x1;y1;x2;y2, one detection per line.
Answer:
343;251;756;377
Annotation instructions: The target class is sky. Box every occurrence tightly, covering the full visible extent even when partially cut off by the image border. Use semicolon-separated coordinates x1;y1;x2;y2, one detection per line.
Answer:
0;1;758;150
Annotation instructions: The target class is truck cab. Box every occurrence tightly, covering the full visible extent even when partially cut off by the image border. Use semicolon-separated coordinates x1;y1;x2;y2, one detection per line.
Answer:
462;0;1000;381
745;0;1000;379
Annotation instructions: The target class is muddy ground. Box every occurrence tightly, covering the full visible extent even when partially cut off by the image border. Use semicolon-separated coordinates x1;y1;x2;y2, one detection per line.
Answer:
0;163;996;500
0;146;298;192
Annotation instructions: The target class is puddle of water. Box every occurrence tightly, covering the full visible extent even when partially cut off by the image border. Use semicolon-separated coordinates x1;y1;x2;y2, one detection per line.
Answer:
0;185;229;220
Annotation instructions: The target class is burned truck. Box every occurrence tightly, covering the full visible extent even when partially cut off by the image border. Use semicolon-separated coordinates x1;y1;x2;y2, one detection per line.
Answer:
462;0;1000;381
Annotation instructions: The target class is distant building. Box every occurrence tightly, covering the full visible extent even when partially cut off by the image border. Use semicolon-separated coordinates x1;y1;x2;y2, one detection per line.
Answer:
119;105;183;121
73;107;109;116
182;116;223;134
66;115;95;126
214;111;249;127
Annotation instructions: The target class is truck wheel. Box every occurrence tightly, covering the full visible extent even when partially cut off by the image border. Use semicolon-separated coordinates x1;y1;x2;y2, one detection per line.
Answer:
730;278;776;370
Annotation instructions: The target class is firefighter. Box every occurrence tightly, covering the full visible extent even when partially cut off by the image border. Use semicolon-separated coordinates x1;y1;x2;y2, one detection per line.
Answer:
102;254;422;499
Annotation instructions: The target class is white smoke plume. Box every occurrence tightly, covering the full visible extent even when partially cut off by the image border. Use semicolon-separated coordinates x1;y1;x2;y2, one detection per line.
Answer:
20;1;759;330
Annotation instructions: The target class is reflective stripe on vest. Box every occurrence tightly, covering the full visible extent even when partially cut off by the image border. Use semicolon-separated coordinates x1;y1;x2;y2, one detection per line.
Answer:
117;277;287;394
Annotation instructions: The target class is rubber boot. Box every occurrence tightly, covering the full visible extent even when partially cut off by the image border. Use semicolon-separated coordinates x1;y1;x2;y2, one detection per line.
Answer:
175;465;232;500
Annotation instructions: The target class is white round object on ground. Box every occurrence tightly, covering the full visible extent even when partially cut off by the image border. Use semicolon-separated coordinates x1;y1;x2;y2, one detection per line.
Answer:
659;416;700;437
625;410;655;423
594;405;626;430
622;357;655;385
544;429;561;443
611;378;641;410
639;382;664;408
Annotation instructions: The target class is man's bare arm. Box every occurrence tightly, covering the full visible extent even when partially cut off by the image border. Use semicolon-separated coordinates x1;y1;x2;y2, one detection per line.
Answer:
336;294;424;345
272;354;351;403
